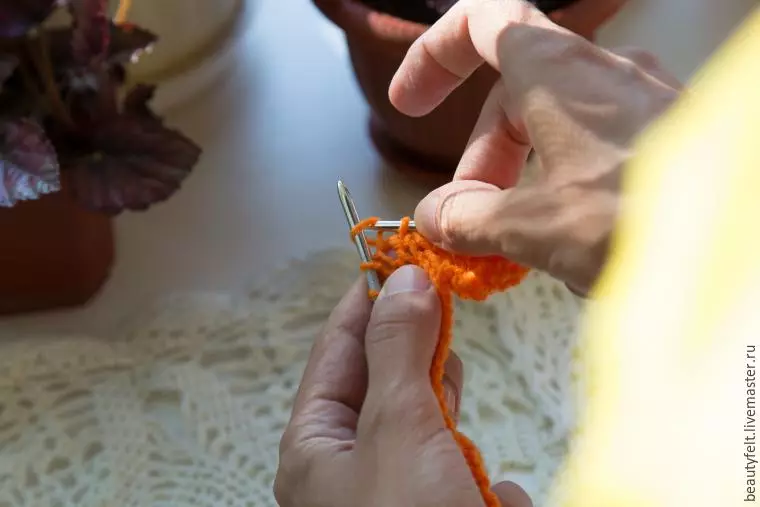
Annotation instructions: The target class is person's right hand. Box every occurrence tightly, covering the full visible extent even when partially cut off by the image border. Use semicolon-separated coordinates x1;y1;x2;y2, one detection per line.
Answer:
389;0;681;296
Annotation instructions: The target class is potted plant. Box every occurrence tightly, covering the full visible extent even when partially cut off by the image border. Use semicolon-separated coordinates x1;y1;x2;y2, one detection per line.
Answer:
0;0;202;315
313;0;626;178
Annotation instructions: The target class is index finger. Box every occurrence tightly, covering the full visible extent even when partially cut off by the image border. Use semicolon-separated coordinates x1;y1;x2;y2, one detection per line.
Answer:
388;0;559;118
290;277;371;422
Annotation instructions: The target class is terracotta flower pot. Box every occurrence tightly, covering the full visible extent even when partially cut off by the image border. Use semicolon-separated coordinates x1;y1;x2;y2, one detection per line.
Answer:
0;185;114;316
313;0;626;177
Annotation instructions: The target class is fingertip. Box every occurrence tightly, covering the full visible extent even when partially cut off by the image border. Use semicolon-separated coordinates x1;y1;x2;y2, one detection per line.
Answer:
443;351;464;421
327;275;372;333
388;55;453;118
414;189;444;245
492;481;533;507
377;264;431;300
347;274;371;304
388;71;427;118
444;351;463;389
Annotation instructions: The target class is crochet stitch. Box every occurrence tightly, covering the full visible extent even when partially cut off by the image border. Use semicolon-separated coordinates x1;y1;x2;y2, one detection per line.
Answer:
351;216;530;507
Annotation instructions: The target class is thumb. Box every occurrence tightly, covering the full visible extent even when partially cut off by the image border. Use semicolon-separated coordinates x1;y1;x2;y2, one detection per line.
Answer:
360;265;444;436
415;178;610;293
365;265;441;390
415;179;559;266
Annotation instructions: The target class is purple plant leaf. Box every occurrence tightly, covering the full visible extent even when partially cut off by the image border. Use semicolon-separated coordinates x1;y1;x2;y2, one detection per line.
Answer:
66;115;201;214
0;57;38;119
109;62;126;84
109;23;157;64
123;84;160;122
70;0;110;65
0;117;61;207
0;54;17;86
67;67;119;128
49;23;156;72
0;0;61;38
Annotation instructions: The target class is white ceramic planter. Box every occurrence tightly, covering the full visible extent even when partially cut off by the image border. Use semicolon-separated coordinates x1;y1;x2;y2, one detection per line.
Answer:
111;0;242;79
109;0;249;111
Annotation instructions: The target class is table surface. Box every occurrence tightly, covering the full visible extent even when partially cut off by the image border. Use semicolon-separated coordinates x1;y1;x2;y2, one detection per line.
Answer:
1;0;757;335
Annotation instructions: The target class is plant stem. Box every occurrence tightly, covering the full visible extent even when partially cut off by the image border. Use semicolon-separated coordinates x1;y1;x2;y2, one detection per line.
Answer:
27;31;75;130
115;0;132;23
17;56;43;102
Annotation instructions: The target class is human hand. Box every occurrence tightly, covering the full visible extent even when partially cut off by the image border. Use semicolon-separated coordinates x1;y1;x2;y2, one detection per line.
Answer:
389;0;681;295
274;266;532;507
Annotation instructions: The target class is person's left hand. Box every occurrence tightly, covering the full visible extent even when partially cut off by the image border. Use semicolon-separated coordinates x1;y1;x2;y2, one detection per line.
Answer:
274;265;532;507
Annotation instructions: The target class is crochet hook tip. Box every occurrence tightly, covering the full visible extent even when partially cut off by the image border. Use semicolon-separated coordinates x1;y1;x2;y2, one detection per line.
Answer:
337;180;382;294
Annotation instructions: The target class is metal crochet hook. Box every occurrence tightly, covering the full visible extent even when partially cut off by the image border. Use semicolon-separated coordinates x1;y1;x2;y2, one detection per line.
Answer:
368;220;417;231
337;180;382;293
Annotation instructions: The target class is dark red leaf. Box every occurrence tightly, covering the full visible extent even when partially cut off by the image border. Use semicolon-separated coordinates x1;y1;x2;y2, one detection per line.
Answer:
48;23;156;70
109;23;157;64
66;115;201;214
67;67;119;127
109;62;126;84
123;84;159;122
70;0;109;65
0;117;61;207
0;58;37;119
0;0;60;38
0;54;17;86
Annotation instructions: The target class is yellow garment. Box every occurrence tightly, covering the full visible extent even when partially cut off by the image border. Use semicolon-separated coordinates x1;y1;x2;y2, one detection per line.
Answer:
553;8;760;507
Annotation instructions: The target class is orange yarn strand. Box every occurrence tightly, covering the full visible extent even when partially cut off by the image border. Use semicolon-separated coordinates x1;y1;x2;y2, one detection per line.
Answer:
350;217;530;507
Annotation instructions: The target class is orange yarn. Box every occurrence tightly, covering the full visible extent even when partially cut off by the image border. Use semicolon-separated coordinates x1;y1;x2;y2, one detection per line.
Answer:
351;216;530;507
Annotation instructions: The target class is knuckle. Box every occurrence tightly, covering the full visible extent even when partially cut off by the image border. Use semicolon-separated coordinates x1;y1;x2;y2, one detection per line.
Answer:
629;49;661;69
361;383;439;437
274;437;314;506
278;426;296;458
613;46;662;72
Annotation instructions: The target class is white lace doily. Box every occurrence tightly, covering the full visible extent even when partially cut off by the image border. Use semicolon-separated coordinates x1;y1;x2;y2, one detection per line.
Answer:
0;249;583;506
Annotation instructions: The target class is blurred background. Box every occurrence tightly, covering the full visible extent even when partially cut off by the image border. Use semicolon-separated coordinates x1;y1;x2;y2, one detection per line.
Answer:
0;1;757;505
1;0;756;333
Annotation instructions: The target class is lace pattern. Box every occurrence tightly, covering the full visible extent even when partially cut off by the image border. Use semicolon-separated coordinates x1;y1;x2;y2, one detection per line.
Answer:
0;249;582;506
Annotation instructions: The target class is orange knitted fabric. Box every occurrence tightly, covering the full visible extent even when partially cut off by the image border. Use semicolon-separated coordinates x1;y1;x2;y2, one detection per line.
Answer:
351;216;530;507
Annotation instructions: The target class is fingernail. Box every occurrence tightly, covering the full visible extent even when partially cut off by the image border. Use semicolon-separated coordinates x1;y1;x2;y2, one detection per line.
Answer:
443;377;460;423
377;265;431;300
414;193;442;244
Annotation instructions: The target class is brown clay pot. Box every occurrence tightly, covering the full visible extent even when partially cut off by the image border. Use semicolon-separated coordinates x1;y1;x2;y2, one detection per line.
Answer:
0;185;114;316
313;0;626;178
